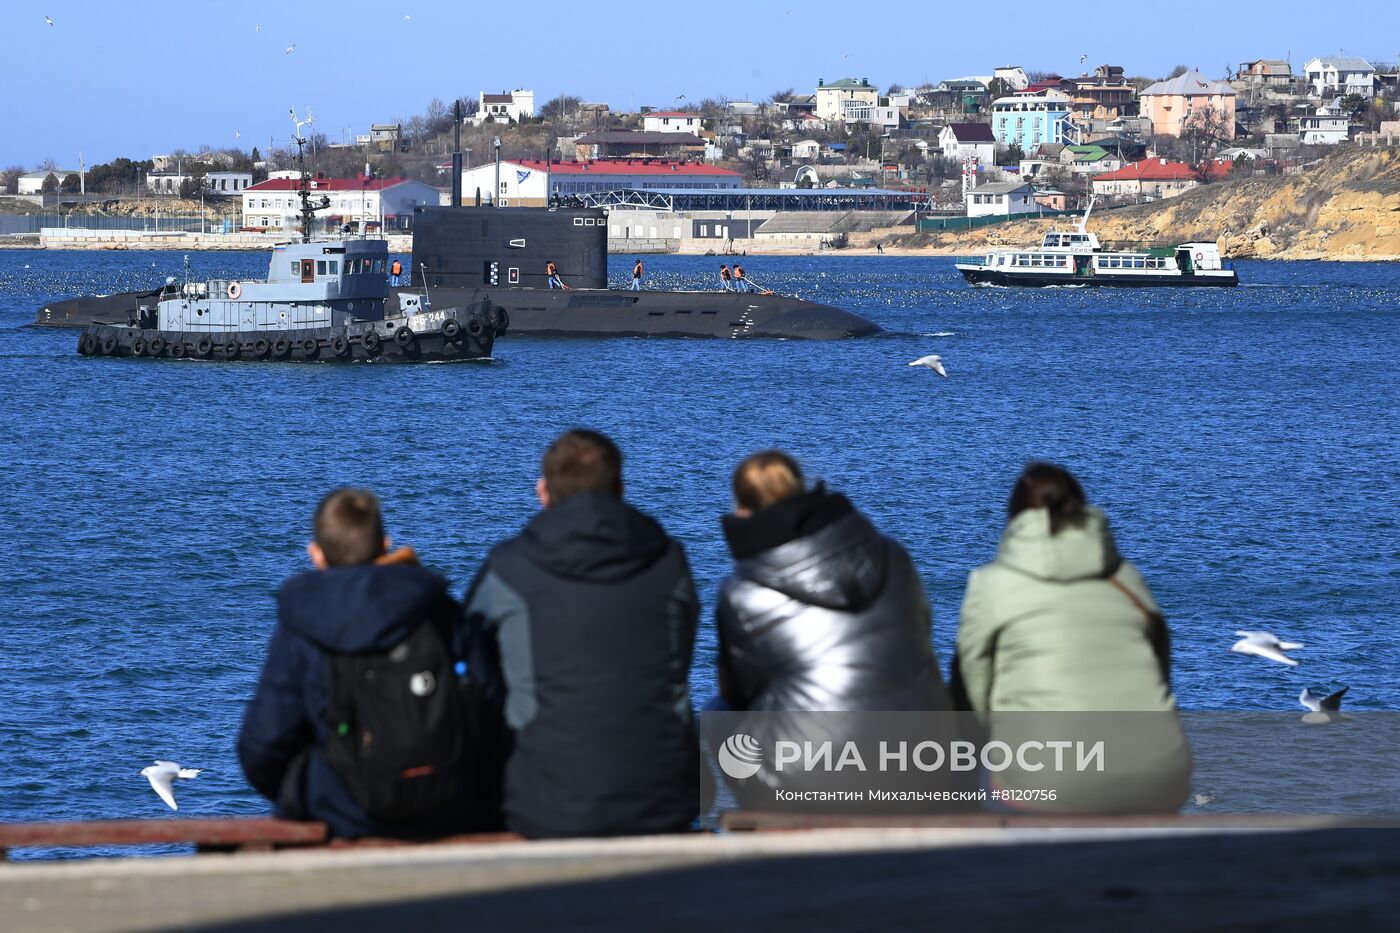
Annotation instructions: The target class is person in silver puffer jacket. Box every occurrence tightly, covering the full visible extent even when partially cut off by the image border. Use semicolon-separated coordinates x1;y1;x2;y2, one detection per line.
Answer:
713;452;963;808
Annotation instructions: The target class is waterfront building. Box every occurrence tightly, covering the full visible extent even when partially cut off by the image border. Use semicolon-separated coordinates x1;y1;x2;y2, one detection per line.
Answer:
1302;57;1374;99
939;123;996;165
455;159;743;208
642;112;704;136
990;94;1073;151
240;176;439;232
17;169;81;194
1091;158;1230;199
815;77;879;123
1139;71;1237;139
1298;99;1351;145
473;89;535;125
965;180;1039;218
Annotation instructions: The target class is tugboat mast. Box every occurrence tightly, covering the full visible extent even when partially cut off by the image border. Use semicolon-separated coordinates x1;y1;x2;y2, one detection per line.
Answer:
290;108;328;244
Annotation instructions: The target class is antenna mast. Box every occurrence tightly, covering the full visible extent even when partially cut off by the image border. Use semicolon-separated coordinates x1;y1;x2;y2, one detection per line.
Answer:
290;107;328;243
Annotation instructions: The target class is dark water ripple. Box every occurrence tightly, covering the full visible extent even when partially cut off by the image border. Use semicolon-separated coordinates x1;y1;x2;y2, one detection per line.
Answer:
1;249;1398;835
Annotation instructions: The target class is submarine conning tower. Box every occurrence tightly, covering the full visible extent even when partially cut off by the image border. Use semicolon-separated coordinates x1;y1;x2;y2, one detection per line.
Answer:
412;206;607;290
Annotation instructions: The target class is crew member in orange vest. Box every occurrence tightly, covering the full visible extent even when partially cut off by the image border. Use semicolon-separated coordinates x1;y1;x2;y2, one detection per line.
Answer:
719;264;733;291
546;260;565;289
733;264;749;293
390;258;403;285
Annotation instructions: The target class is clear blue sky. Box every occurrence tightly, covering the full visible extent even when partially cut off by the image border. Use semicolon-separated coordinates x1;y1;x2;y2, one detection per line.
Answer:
7;0;1399;168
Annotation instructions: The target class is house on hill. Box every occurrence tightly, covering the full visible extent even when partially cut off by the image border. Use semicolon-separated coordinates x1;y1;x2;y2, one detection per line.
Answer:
939;123;996;165
1139;71;1237;139
1091;158;1230;199
1303;57;1374;98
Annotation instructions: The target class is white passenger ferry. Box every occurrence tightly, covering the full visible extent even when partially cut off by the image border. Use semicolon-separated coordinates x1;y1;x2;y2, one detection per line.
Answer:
955;200;1238;288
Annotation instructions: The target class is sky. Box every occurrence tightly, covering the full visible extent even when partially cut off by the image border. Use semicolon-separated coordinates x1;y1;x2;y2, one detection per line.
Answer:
5;0;1400;168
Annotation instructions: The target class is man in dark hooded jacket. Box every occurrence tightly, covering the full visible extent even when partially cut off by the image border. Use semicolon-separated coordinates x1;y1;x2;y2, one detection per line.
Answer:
238;488;497;838
464;429;700;839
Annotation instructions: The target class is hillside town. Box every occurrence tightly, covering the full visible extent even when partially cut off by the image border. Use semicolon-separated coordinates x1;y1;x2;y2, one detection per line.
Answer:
6;55;1400;253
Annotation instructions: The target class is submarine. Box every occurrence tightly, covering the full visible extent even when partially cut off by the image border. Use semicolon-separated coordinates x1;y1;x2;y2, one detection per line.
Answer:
395;204;881;339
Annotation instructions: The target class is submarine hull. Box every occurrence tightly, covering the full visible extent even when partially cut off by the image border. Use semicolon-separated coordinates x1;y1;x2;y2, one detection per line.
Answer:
399;287;880;339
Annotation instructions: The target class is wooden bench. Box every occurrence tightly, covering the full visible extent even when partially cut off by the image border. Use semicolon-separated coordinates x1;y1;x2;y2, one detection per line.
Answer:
0;819;525;859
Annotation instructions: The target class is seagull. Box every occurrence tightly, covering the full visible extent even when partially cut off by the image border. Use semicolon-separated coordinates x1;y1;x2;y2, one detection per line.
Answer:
45;15;54;26
1300;686;1349;724
1230;630;1304;666
285;44;296;54
1080;53;1088;64
255;24;261;32
141;760;202;811
909;354;947;377
235;130;241;140
1193;794;1215;806
404;14;411;20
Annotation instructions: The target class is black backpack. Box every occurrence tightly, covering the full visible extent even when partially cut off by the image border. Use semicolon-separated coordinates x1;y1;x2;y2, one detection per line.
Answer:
321;618;478;826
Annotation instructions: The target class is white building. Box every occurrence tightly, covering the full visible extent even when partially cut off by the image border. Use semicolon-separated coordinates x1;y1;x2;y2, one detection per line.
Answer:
846;102;903;130
792;139;822;160
815;78;879;122
203;171;253;195
965;180;1039;218
642;112;704;136
994;66;1030;91
17;169;80;194
241;176;440;232
1303;57;1374;98
474;89;535;125
455;159;742;207
939;123;996;164
1299;99;1351;144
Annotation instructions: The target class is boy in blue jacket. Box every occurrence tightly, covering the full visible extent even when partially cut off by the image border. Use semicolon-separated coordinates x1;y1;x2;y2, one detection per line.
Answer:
238;488;500;837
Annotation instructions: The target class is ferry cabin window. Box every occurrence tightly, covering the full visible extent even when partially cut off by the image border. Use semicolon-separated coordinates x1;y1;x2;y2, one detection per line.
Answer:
317;261;327;276
328;261;338;274
290;262;298;276
345;260;356;276
361;258;372;274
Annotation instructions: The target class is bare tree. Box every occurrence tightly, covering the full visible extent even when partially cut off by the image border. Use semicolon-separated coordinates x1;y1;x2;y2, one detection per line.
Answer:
539;95;582;121
770;88;796;103
1182;103;1230;163
1166;64;1189;79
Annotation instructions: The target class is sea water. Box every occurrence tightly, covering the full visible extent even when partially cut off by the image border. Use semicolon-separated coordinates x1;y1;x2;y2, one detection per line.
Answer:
0;250;1397;836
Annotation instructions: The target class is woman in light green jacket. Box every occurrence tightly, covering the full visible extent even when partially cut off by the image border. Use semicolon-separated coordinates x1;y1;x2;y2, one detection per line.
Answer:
952;463;1191;813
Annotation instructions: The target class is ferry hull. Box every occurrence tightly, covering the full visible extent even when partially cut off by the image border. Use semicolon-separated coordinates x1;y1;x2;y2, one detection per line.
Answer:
75;307;498;363
958;267;1238;288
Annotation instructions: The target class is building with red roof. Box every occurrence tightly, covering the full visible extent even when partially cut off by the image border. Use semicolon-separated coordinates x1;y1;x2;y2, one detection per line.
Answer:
241;175;441;232
1091;158;1231;199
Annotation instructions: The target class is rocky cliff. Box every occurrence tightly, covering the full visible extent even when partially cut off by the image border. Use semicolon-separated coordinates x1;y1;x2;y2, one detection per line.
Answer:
899;147;1400;261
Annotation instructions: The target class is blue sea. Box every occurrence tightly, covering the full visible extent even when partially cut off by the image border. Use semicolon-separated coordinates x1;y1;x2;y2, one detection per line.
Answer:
1;250;1398;844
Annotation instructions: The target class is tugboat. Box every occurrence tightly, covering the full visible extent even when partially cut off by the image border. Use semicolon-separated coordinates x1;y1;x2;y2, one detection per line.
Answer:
955;198;1238;288
75;118;502;362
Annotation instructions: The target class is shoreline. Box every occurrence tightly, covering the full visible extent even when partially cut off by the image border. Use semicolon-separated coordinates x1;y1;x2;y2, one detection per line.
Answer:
6;235;1398;261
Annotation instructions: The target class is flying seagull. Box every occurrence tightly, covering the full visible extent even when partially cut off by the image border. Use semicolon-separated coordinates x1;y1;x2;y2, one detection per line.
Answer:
1300;686;1349;724
404;14;411;20
235;130;241;139
1080;53;1088;64
285;44;296;54
141;760;202;811
45;15;54;26
1230;630;1303;666
1193;794;1215;806
256;24;261;31
909;354;947;377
